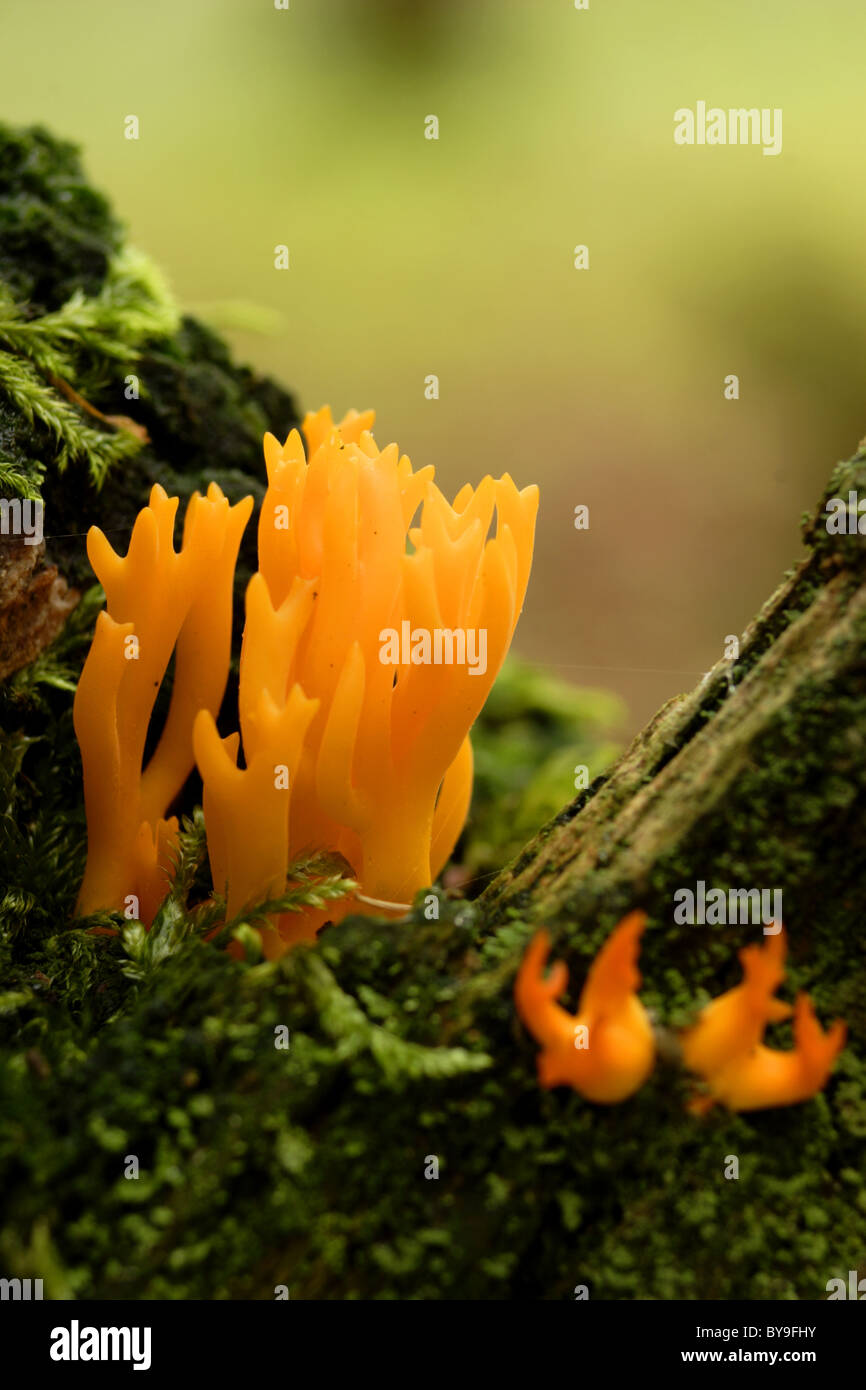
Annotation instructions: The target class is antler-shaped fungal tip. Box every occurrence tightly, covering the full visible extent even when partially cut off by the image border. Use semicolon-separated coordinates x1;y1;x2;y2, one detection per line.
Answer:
515;914;656;1104
681;926;846;1111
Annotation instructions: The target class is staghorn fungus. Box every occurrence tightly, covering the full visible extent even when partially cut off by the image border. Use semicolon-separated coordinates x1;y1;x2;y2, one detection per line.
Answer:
515;917;846;1112
514;911;656;1103
680;927;846;1112
74;482;252;923
192;407;537;949
75;408;538;951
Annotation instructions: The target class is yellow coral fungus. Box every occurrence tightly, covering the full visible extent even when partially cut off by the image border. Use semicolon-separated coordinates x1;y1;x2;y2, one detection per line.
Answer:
514;912;655;1103
680;928;846;1112
193;407;538;948
74;482;252;922
75;406;537;949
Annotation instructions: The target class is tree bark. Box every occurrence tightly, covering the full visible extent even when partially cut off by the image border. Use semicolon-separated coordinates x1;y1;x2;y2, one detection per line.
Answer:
481;442;866;958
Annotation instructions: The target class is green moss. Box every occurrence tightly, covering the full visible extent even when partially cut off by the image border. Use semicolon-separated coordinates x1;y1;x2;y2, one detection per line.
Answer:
460;662;624;885
0;125;121;313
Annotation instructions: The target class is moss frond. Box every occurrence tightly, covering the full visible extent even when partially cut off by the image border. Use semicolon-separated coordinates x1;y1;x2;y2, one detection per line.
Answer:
0;246;178;497
299;950;491;1084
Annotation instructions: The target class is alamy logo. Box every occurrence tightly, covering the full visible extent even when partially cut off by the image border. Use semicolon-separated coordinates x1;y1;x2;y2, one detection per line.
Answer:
49;1320;152;1371
826;1271;866;1299
673;881;782;931
379;622;487;676
674;102;782;156
0;1277;43;1299
0;496;44;545
825;491;866;534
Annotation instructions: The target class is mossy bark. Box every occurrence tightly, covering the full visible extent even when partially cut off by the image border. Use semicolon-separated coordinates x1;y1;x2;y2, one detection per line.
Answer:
483;447;866;955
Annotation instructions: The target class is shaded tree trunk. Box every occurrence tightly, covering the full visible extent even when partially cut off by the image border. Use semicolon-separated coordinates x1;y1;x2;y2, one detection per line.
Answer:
482;443;866;971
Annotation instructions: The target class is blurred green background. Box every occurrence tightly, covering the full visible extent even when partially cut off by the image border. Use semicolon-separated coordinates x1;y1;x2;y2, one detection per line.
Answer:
2;0;864;736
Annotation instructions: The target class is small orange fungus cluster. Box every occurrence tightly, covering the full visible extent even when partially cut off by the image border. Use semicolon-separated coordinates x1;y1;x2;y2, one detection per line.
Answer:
514;912;655;1103
515;918;845;1113
679;929;846;1112
74;408;538;953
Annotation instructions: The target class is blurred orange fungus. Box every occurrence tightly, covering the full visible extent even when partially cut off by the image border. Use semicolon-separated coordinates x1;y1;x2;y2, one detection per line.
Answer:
514;912;656;1103
514;917;845;1111
679;928;846;1111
